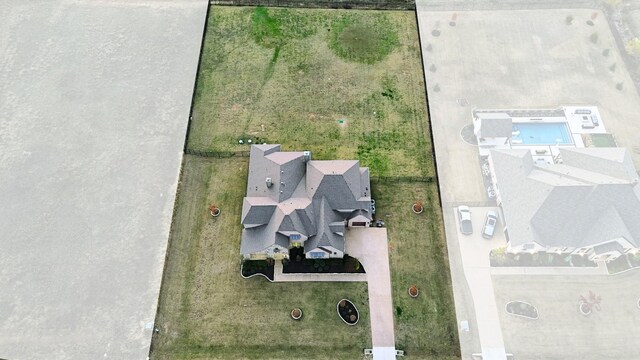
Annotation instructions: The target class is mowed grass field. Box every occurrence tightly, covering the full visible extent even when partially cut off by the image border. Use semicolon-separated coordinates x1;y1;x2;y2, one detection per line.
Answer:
189;7;433;177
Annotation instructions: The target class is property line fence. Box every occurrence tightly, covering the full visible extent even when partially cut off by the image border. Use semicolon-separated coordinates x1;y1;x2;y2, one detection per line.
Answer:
210;0;415;10
185;148;436;183
185;148;250;158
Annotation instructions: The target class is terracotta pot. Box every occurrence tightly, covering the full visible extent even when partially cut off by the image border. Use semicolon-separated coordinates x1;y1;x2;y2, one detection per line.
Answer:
210;208;221;217
412;204;424;214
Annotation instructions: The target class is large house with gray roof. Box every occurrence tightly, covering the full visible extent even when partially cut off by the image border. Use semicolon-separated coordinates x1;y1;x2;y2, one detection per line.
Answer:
488;147;640;261
240;144;373;260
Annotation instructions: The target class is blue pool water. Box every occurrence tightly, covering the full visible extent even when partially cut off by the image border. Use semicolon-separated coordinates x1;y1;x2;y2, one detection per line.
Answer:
512;122;572;145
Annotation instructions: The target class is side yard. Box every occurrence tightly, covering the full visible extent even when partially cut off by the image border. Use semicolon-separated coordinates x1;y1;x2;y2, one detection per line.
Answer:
374;182;460;359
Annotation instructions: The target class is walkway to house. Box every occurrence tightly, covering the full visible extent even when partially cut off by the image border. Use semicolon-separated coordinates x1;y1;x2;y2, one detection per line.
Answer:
273;261;367;282
345;228;397;359
271;228;397;359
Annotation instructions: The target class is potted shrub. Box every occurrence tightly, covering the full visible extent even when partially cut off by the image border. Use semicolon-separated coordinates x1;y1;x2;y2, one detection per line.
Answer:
208;204;221;217
408;284;419;298
412;201;424;214
291;308;302;320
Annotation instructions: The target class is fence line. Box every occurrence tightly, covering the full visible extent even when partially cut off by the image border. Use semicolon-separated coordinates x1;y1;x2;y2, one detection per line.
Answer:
185;149;436;183
210;0;415;10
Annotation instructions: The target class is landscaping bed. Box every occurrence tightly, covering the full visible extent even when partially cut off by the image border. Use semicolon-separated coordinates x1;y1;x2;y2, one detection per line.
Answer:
283;251;365;274
490;249;597;267
241;259;275;280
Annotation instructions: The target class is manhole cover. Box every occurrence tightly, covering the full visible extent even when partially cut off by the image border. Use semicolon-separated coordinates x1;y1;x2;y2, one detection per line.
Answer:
449;21;456;27
432;29;441;37
460;124;477;146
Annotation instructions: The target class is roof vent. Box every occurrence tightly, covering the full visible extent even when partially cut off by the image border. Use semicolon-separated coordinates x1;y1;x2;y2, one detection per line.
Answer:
303;151;311;162
266;178;273;188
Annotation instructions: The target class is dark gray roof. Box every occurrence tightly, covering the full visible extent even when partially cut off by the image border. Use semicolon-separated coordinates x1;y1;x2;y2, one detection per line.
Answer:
592;241;625;255
240;145;372;256
491;148;640;249
476;113;513;138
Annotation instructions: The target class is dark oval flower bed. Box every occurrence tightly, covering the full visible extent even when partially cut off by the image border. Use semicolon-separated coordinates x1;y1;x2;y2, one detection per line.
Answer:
241;260;274;281
337;299;359;325
505;301;538;319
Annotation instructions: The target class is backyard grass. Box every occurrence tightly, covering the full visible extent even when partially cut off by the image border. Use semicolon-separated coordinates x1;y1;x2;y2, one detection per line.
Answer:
374;182;460;359
189;7;433;177
151;156;371;360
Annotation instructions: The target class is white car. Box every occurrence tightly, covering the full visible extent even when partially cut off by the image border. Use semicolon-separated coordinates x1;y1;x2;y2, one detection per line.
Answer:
457;206;473;235
482;211;498;239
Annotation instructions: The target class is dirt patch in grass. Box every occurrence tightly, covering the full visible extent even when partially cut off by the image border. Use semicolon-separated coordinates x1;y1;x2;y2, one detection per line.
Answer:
188;7;433;177
328;14;399;64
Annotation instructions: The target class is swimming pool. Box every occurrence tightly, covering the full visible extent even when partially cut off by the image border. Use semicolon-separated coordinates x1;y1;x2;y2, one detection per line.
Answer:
511;122;572;145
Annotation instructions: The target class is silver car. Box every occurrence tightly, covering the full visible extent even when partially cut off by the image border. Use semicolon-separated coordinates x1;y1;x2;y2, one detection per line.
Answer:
457;206;473;235
482;211;498;239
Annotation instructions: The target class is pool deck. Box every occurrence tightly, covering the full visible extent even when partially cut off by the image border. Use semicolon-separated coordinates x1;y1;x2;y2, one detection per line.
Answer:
476;106;609;158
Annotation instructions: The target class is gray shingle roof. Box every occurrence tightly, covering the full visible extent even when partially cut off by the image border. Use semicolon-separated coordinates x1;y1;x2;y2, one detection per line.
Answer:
477;113;513;138
240;145;372;257
491;148;640;249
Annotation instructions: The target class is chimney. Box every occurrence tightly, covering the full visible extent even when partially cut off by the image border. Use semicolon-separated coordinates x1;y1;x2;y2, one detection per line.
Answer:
266;178;273;188
303;151;311;162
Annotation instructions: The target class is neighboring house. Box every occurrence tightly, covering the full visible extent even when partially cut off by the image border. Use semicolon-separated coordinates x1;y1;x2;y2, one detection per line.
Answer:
240;144;373;260
488;147;640;261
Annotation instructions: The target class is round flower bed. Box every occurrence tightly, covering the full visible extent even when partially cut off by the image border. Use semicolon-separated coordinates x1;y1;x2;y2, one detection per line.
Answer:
408;285;419;298
579;302;592;316
412;203;424;214
291;308;302;320
337;299;359;325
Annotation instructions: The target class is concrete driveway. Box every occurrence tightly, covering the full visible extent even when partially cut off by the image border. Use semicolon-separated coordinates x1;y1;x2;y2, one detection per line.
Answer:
346;228;397;357
454;206;509;359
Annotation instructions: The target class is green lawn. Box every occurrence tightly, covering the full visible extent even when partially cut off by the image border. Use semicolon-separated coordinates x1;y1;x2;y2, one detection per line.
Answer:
189;7;433;177
374;182;460;359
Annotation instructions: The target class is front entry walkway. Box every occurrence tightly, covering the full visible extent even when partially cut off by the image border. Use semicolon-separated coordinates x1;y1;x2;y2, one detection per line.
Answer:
346;228;397;359
273;261;367;282
270;227;397;359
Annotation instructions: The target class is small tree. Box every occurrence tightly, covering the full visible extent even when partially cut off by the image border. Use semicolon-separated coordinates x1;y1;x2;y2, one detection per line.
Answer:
626;38;640;57
412;201;424;214
408;284;419;297
565;15;574;25
208;204;220;217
